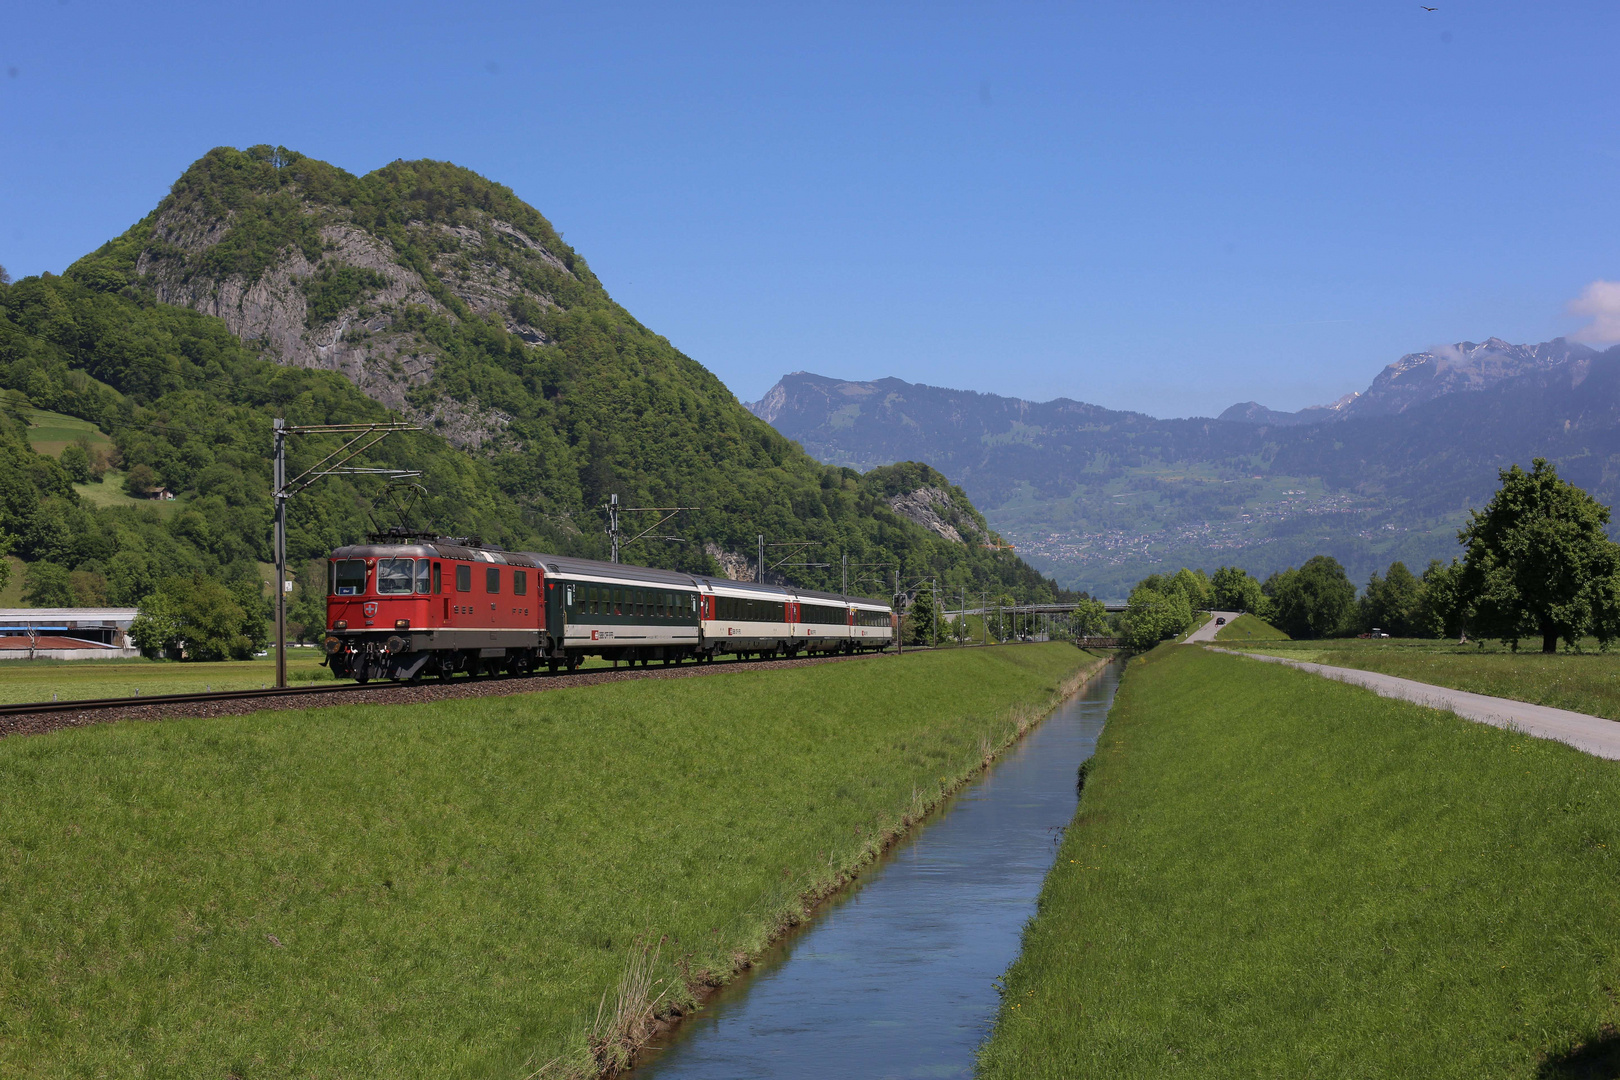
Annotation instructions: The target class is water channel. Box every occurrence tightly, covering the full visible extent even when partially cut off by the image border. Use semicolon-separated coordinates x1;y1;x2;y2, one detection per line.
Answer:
631;659;1121;1080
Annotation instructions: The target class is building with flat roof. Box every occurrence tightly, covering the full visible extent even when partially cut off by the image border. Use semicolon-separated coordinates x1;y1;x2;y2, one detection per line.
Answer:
0;608;141;659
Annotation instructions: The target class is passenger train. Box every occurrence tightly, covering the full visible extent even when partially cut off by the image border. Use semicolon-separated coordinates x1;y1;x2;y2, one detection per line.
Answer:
322;536;896;683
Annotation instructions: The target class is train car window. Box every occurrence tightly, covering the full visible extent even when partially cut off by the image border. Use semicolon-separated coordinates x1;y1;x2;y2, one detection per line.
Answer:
487;568;501;594
456;564;471;592
415;559;431;594
589;586;599;614
377;559;414;595
432;562;441;594
334;559;367;596
636;591;645;617
614;588;623;615
514;570;527;596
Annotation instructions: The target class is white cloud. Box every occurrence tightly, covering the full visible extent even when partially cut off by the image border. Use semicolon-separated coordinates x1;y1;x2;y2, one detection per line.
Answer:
1568;280;1620;345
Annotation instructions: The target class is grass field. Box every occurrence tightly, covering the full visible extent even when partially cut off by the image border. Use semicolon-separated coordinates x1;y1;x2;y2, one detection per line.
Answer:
1224;637;1620;723
0;650;826;705
0;648;339;704
1212;612;1288;641
20;406;114;458
71;468;179;513
0;643;1093;1077
979;644;1620;1078
0;556;24;607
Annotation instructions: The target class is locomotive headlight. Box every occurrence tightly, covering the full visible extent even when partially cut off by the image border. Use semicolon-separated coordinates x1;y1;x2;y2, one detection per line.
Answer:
324;637;343;654
333;620;348;631
395;619;410;631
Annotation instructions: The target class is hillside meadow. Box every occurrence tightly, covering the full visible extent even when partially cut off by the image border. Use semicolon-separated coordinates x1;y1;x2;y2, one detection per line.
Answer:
981;644;1620;1079
0;643;1093;1077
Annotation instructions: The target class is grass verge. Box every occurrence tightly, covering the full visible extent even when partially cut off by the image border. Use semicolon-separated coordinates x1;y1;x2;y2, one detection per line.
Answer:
1;643;1095;1077
0;648;337;704
979;644;1620;1079
1213;613;1288;641
1226;638;1620;723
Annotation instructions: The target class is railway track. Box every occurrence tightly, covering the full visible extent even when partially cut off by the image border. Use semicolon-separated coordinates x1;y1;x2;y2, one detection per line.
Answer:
0;651;879;739
0;679;384;718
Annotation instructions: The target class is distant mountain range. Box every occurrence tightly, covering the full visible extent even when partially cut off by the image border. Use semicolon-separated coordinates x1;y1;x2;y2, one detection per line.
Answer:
748;337;1620;597
1218;337;1596;426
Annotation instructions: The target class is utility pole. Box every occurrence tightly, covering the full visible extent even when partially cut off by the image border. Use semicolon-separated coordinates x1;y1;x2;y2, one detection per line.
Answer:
931;578;937;648
603;496;696;565
273;419;287;690
271;419;420;688
895;569;902;654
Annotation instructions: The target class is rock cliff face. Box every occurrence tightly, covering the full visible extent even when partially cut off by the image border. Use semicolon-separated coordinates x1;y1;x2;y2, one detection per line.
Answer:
887;486;970;544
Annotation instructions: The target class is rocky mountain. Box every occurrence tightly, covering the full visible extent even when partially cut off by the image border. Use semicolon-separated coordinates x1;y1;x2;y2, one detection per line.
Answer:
1;144;1073;606
749;345;1620;597
1219;337;1596;426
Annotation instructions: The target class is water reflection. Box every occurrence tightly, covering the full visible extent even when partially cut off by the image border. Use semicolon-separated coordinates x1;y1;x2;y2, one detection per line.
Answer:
633;660;1120;1080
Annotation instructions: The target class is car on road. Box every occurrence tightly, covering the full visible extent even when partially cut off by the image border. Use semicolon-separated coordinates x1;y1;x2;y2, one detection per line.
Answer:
1215;617;1226;625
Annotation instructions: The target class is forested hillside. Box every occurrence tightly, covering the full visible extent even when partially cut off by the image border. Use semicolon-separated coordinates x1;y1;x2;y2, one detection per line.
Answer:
0;146;1068;614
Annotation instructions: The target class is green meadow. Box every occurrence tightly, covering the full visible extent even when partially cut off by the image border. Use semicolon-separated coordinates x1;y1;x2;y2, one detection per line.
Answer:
980;644;1620;1079
1212;612;1288;641
1226;636;1620;723
0;649;336;704
19;406;113;458
0;643;1092;1077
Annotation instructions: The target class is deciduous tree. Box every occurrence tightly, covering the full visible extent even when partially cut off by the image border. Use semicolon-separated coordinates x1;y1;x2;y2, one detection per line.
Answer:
1359;560;1423;637
1459;459;1620;652
1119;584;1193;651
1267;555;1356;639
1211;565;1266;615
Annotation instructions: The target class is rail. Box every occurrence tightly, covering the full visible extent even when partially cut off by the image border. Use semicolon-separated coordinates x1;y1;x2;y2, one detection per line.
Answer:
0;681;386;718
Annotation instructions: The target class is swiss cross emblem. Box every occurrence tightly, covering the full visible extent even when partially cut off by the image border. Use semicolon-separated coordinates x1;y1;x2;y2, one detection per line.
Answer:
363;602;378;618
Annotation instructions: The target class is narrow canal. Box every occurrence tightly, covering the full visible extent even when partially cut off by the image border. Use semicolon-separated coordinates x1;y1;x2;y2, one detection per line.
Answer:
632;659;1121;1080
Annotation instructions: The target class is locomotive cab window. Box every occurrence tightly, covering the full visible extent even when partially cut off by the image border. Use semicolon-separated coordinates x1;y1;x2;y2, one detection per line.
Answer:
514;570;527;596
415;559;431;594
456;565;471;592
333;559;366;596
486;568;501;594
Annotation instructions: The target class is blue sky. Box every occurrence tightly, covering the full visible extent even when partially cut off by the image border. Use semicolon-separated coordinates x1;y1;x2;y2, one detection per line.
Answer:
4;2;1618;417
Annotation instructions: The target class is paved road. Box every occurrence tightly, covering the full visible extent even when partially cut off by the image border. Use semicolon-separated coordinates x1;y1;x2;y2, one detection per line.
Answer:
1184;612;1243;643
1209;646;1620;761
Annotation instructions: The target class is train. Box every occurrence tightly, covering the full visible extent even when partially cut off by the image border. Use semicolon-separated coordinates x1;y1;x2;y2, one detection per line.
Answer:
322;536;897;683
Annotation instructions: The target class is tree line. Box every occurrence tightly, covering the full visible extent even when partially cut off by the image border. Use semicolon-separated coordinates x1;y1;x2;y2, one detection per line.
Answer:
1120;458;1620;654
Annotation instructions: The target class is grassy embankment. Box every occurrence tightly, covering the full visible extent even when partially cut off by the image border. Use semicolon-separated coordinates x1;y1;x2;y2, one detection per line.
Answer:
0;649;337;704
0;648;692;706
1;643;1097;1077
980;644;1620;1079
1212;613;1288;641
1224;636;1620;723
